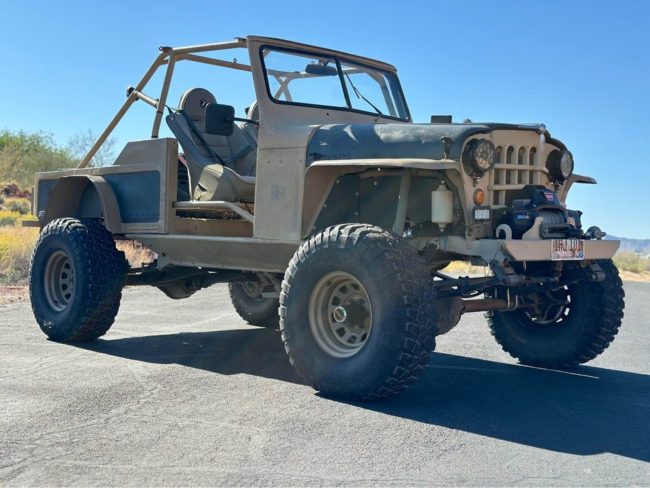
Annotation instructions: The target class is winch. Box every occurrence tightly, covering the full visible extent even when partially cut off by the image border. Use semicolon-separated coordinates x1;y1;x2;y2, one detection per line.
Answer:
493;185;583;239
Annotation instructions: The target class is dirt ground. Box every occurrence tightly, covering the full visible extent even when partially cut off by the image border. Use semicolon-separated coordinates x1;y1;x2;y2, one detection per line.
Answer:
0;285;29;305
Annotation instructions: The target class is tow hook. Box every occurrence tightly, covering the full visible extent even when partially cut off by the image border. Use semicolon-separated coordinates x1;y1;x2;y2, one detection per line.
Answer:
585;226;606;240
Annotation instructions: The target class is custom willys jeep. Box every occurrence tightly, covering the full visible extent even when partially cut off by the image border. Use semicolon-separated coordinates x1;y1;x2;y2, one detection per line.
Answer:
29;36;624;400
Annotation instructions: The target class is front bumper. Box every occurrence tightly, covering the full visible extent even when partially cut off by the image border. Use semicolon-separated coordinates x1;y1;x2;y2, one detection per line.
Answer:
490;239;619;262
436;236;620;263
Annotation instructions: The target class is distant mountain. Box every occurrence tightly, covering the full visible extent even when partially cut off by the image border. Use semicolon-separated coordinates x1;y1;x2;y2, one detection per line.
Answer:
607;235;650;256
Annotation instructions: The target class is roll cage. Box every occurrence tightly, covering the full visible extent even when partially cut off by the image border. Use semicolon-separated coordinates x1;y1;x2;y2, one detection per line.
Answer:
77;36;407;169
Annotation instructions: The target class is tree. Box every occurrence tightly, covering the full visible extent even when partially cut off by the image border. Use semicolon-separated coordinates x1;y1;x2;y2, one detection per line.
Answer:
0;130;75;188
67;130;116;168
0;129;118;189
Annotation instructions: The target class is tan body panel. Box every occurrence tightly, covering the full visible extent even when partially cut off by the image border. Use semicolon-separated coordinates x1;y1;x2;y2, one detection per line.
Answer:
37;138;178;234
246;38;409;241
127;234;298;273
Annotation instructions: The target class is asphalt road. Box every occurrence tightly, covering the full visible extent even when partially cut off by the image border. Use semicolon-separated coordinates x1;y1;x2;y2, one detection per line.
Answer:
1;281;649;486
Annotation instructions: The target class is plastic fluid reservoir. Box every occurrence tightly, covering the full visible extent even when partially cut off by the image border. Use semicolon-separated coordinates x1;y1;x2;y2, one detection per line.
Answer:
432;181;453;231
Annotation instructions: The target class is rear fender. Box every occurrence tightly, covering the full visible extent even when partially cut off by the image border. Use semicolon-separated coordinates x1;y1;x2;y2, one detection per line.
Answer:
42;175;123;233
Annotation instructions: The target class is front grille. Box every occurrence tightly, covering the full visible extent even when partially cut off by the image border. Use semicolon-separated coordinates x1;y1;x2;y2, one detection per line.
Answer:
489;144;547;205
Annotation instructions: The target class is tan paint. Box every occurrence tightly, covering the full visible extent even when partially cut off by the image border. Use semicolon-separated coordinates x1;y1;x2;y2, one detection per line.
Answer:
41;138;177;234
36;35;615;273
42;176;123;233
127;234;298;273
501;238;619;262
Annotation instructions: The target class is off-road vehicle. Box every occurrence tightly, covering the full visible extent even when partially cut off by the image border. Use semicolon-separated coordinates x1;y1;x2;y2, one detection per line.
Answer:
28;36;625;400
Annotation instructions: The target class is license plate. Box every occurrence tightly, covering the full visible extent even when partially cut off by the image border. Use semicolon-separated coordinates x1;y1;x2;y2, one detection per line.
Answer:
551;239;585;261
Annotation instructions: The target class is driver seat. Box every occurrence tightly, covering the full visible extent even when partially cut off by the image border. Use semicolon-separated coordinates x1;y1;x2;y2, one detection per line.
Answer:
166;88;256;202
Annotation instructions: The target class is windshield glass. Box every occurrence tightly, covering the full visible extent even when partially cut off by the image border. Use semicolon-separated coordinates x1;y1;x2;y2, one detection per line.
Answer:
261;47;409;120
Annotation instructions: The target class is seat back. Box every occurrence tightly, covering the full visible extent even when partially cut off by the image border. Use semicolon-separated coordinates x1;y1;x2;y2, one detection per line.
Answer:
241;101;259;149
167;88;259;193
178;89;234;165
175;88;256;173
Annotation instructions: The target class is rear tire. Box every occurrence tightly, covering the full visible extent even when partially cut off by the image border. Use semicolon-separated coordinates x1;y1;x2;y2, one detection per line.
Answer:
487;260;625;368
228;279;280;329
29;218;127;342
280;224;436;401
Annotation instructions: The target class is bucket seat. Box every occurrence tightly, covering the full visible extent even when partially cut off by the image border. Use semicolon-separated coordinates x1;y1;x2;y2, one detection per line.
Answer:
166;88;256;202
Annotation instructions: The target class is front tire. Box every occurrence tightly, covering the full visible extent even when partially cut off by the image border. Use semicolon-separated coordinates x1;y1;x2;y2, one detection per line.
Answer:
487;260;625;368
29;218;127;342
280;224;436;401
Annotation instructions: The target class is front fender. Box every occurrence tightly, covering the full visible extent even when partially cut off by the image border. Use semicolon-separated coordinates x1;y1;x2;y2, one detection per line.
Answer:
301;158;461;237
560;173;597;201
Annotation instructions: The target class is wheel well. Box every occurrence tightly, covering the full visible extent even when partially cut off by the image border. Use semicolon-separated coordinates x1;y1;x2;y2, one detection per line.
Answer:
303;168;465;238
41;176;123;233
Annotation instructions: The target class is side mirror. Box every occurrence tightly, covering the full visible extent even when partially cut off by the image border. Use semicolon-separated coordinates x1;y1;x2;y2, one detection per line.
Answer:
205;103;235;136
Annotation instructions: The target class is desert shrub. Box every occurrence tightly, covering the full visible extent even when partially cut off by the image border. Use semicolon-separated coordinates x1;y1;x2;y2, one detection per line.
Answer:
0;210;31;227
0;226;38;283
116;240;155;267
6;198;30;215
0;215;17;226
442;261;488;276
613;252;649;274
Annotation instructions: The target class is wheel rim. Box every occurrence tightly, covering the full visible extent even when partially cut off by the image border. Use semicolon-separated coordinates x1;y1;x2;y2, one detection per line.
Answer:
309;271;373;358
241;280;262;299
44;250;75;312
523;286;571;325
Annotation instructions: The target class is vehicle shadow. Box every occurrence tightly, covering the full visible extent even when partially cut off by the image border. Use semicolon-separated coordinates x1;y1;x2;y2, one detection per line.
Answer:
73;327;650;462
76;327;302;385
358;353;650;463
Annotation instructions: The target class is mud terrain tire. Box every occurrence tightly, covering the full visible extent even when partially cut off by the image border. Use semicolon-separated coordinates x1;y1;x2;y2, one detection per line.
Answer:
29;218;127;342
229;281;280;329
279;224;436;401
487;260;624;368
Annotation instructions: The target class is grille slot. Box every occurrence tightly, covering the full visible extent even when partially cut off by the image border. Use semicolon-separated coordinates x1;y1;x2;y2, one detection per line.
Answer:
490;144;546;205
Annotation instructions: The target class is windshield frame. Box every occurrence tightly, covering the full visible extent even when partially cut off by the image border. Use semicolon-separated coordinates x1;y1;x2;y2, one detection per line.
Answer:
258;45;411;122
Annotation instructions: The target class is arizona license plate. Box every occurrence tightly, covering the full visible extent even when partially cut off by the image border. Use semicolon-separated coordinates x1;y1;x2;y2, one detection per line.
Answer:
551;239;585;261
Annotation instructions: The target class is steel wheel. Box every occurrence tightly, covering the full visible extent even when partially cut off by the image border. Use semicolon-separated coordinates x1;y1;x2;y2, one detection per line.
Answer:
43;250;75;312
308;271;372;358
241;280;263;299
524;286;571;325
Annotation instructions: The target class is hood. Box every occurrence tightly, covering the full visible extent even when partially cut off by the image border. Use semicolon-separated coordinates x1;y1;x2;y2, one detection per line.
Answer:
306;122;549;165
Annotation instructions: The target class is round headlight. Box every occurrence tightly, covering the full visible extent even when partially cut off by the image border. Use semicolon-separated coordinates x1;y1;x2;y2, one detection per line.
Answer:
463;139;496;176
547;150;574;182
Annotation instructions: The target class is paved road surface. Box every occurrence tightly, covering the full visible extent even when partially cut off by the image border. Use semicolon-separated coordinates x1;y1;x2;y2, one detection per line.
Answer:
1;282;649;486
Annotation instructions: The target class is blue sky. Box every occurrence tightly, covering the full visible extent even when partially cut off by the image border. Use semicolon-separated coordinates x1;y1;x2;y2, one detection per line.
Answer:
1;0;649;238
